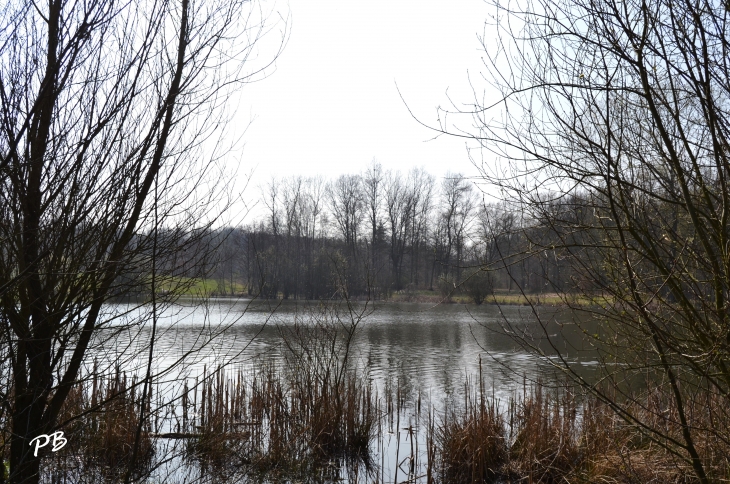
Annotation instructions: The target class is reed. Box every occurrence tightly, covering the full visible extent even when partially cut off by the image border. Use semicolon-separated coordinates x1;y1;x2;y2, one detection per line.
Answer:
5;315;729;483
183;305;379;480
181;362;376;480
577;385;730;483
35;365;156;482
428;377;730;483
504;383;580;482
436;398;506;483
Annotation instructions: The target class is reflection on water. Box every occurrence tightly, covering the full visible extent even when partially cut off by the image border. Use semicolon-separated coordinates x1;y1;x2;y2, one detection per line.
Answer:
99;298;601;403
91;298;603;483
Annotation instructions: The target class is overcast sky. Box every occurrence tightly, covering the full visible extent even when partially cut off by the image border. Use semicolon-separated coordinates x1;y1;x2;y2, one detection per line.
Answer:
233;0;497;209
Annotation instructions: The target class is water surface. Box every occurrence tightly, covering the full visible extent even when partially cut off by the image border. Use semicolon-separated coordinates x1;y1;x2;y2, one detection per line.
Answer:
99;298;600;403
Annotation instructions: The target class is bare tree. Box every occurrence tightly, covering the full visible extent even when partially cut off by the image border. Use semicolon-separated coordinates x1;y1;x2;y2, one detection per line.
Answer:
384;170;415;291
438;173;476;285
327;174;364;253
362;160;384;271
263;177;282;237
407;168;435;287
0;0;282;482
425;0;730;480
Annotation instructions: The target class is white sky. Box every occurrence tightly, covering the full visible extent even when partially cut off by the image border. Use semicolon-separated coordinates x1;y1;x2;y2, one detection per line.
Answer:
232;0;498;211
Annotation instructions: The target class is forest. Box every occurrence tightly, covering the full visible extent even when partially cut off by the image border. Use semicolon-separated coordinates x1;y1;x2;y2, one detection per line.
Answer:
199;166;588;303
3;0;730;481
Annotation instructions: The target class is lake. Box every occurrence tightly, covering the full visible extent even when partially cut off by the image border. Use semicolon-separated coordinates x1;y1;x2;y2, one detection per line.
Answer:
90;297;602;482
99;298;600;400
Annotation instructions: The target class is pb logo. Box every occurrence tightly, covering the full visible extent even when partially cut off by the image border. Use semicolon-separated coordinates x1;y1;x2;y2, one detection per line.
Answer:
29;431;67;457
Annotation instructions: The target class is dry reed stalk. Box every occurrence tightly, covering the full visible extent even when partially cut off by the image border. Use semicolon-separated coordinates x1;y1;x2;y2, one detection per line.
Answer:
34;367;157;482
436;393;506;483
427;377;730;483
506;384;580;482
182;359;378;480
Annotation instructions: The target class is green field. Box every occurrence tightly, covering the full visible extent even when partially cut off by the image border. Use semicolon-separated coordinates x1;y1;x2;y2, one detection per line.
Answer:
148;277;605;307
153;276;247;297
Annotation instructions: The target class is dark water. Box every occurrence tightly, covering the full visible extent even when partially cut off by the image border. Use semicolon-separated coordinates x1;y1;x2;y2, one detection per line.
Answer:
93;298;602;483
100;298;601;401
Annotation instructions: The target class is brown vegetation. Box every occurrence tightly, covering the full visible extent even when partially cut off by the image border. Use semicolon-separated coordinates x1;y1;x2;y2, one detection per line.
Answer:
183;363;376;481
430;379;730;483
5;362;729;483
27;367;155;482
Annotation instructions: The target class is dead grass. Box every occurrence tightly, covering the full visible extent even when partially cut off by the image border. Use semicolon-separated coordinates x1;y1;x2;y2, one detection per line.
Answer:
41;366;155;482
387;289;602;307
428;379;730;484
181;362;376;481
3;368;727;483
4;317;728;484
437;400;506;483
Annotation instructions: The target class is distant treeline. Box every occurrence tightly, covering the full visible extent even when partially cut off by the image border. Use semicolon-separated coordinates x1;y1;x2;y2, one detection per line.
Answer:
186;164;601;302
